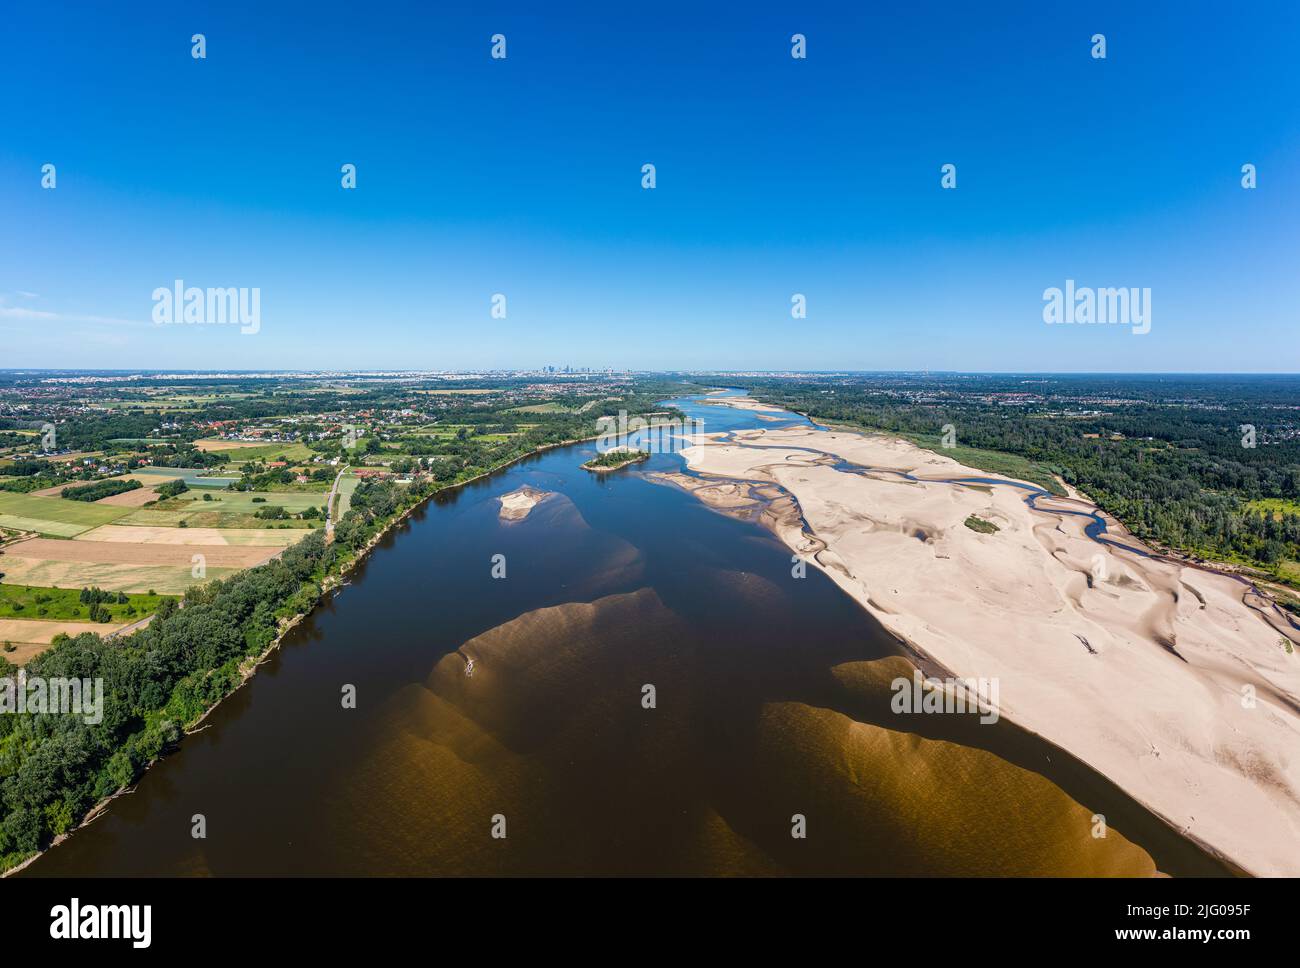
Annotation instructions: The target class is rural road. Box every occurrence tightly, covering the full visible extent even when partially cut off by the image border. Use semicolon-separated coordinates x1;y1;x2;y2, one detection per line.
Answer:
325;466;349;537
108;613;155;639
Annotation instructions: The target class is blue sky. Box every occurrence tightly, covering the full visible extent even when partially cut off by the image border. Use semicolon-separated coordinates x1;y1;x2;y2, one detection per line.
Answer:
2;1;1297;372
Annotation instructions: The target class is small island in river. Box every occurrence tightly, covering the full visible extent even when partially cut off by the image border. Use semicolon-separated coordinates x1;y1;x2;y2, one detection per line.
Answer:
497;485;553;522
582;447;649;473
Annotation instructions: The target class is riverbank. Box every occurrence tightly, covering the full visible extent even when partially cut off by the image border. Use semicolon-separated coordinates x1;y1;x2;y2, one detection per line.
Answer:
675;398;1300;877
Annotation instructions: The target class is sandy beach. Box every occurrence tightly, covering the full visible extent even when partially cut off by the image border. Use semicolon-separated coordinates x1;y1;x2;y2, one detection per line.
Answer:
497;485;553;522
674;398;1300;877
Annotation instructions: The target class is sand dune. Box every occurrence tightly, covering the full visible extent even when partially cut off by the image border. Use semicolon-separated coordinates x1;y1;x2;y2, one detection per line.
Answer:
678;415;1300;876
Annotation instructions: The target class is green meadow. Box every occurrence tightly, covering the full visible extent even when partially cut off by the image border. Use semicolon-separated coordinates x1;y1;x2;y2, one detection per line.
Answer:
1247;498;1300;519
0;584;173;622
118;507;319;529
0;492;132;537
335;474;360;519
162;491;326;511
204;441;316;463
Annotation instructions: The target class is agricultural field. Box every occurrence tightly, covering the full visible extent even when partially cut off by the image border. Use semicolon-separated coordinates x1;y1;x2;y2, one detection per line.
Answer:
194;439;315;463
0;560;242;595
0;481;317;597
101;393;252;410
0;491;132;537
191;438;261;452
3;537;278;569
1;620;134;664
76;525;303;546
0;533;275;595
95;484;163;506
0;371;666;620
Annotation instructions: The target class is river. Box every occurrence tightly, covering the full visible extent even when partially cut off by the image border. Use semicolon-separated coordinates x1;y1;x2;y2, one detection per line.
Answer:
23;392;1230;876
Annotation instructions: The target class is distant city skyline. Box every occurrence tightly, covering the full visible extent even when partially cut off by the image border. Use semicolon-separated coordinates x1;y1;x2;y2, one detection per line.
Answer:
3;1;1298;372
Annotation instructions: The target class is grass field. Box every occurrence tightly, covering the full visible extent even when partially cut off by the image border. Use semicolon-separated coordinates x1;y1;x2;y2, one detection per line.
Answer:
0;491;133;537
0;583;172;622
28;483;75;497
118;507;320;529
1276;560;1300;583
164;491;326;511
107;489;328;529
103;394;251;409
102;400;201;410
128;468;243;487
510;402;570;414
124;468;194;478
1247;498;1300;519
335;473;360;519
